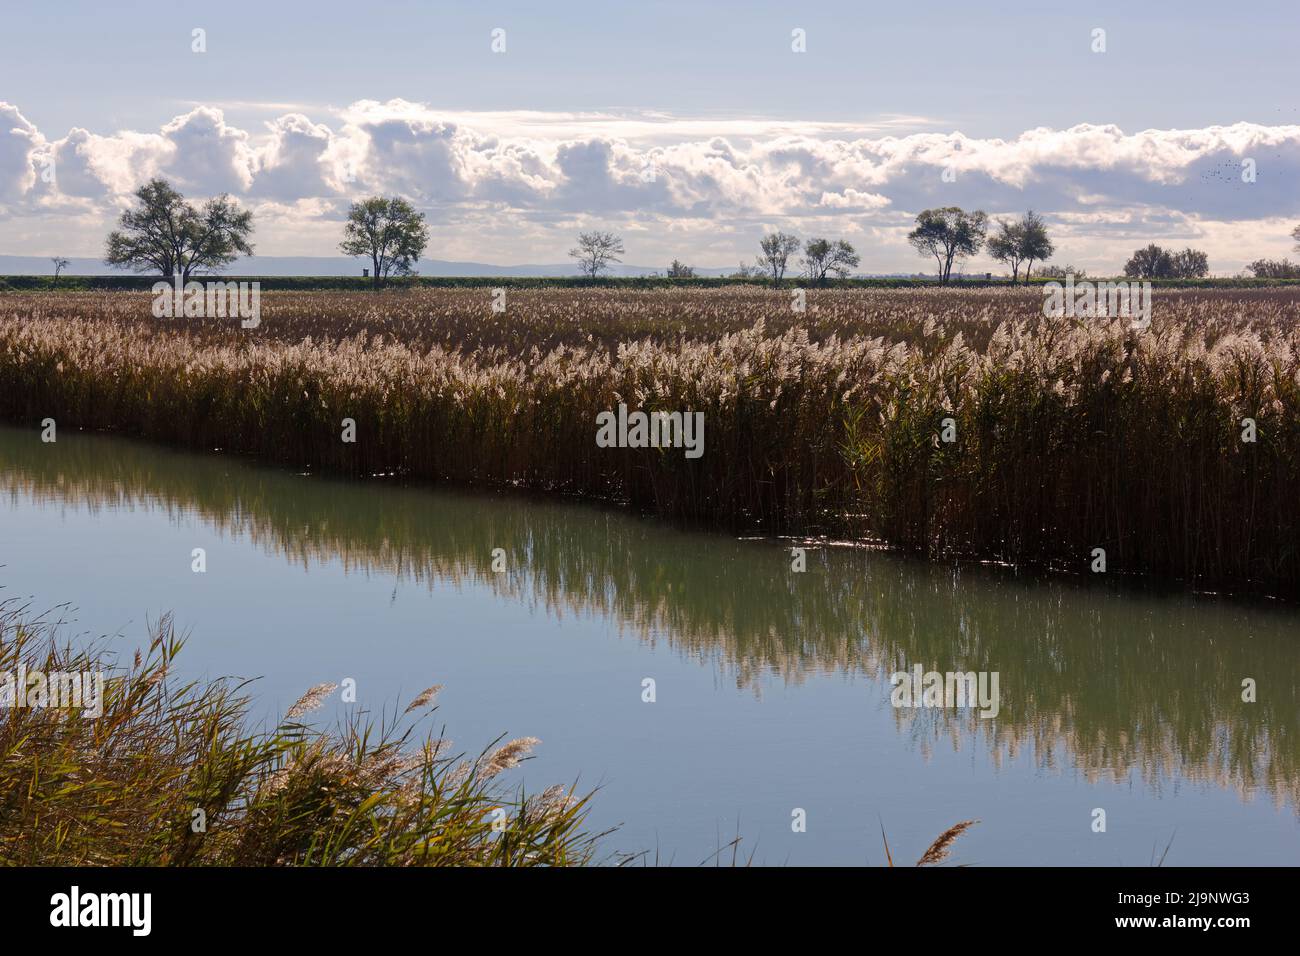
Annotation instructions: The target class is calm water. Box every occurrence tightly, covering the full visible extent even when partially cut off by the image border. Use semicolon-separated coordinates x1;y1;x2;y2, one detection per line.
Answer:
1;424;1297;865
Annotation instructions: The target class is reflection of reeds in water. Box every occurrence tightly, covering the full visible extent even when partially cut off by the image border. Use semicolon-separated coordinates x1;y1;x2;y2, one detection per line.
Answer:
2;426;1299;814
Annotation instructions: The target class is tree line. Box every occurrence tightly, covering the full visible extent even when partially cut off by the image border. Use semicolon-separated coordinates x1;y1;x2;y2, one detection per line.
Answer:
97;177;1298;286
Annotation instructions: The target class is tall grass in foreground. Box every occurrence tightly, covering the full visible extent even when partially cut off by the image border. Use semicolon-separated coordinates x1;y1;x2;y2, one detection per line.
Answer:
0;602;598;866
1;287;1298;593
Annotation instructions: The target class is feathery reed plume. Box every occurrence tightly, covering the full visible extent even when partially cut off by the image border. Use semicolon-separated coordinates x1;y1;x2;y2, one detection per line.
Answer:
403;683;443;715
285;682;338;720
916;819;979;866
480;736;541;779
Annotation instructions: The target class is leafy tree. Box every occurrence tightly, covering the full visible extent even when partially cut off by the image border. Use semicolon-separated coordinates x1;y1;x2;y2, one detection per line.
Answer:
667;259;696;278
104;178;254;281
339;197;430;290
1123;244;1208;279
1246;258;1300;279
1017;210;1053;281
1123;244;1174;279
907;207;987;283
757;232;800;287
987;210;1054;283
1169;247;1209;279
986;220;1025;283
800;238;860;285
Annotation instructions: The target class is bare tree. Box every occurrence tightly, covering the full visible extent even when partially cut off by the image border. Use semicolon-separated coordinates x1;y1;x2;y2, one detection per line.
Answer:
569;231;625;278
757;232;800;287
51;257;69;281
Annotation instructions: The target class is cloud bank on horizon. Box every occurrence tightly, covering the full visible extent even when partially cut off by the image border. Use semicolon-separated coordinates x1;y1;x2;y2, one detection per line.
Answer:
3;98;1298;274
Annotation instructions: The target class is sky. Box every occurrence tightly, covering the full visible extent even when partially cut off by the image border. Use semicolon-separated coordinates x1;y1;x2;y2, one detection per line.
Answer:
1;0;1298;274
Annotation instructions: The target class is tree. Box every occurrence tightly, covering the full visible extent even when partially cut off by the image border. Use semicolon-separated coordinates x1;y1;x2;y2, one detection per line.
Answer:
50;257;69;281
1037;263;1088;280
988;211;1054;283
1123;244;1208;279
104;178;254;281
800;238;860;285
667;259;696;278
986;219;1026;283
1246;258;1300;279
907;207;987;283
1292;223;1300;255
1123;243;1174;279
339;197;429;290
1169;247;1209;279
568;231;624;278
757;231;800;287
1017;210;1053;281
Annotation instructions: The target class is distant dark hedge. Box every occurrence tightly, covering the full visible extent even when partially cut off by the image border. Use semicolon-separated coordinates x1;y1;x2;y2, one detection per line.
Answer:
2;274;1298;292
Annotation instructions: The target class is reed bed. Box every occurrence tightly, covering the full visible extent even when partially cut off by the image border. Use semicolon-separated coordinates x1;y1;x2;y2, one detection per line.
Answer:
1;287;1298;593
0;601;598;866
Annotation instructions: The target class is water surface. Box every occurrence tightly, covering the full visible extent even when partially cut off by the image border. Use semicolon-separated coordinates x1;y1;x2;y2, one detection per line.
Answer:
1;425;1297;865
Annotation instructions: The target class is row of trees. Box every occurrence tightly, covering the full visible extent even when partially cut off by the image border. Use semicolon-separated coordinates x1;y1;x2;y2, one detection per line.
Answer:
104;179;430;289
1247;258;1300;279
1246;227;1300;278
904;208;1054;284
1121;244;1209;279
752;234;861;286
99;178;1294;286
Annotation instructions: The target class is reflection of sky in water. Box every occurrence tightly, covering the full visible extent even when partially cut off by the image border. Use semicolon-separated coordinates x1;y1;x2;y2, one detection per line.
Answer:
1;425;1298;865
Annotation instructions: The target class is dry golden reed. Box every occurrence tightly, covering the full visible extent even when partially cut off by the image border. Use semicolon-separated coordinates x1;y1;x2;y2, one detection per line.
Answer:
2;286;1298;593
0;603;599;866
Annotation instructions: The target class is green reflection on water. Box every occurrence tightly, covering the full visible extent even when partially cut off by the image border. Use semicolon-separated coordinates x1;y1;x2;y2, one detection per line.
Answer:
2;425;1297;813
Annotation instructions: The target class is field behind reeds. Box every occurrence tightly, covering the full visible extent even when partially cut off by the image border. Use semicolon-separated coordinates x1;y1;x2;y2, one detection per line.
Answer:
2;286;1298;594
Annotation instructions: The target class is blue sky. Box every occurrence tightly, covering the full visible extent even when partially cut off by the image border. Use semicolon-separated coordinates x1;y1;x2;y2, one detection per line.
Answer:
1;0;1297;272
